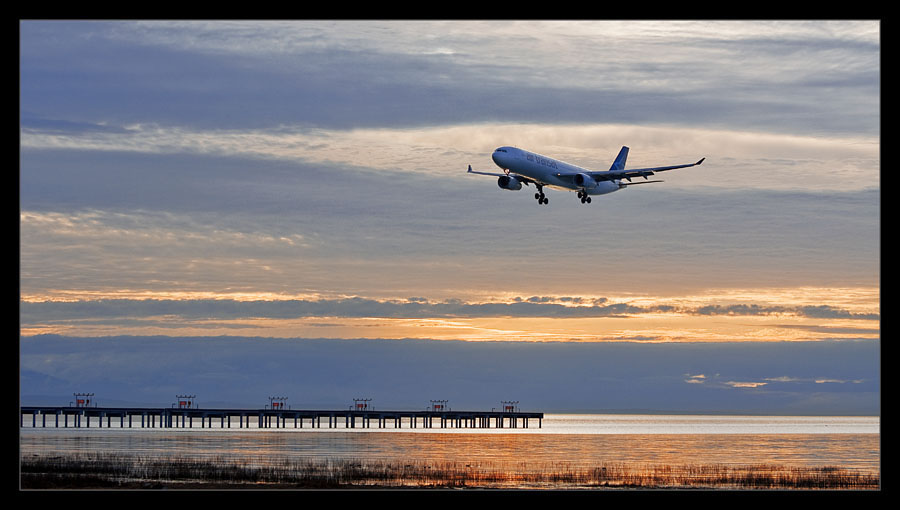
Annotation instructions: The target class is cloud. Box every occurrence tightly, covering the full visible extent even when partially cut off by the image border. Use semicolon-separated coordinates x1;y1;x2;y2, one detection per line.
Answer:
20;21;879;135
769;325;881;336
20;122;879;192
20;334;880;414
764;376;802;383
692;304;878;320
19;296;879;323
19;291;881;343
691;373;874;392
725;381;768;388
19;20;881;303
798;305;879;320
19;150;881;300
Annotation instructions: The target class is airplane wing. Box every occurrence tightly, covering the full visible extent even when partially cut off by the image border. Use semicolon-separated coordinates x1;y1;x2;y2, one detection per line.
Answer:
556;158;705;184
467;165;538;186
466;165;507;178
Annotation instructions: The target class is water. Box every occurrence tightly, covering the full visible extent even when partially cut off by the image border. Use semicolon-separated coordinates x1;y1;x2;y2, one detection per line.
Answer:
20;414;880;476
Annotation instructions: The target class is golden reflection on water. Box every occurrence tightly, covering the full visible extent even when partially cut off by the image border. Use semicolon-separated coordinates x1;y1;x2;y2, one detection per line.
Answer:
21;413;880;489
20;429;880;475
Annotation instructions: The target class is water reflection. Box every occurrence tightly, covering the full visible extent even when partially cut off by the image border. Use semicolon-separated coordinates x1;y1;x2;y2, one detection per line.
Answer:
20;414;880;476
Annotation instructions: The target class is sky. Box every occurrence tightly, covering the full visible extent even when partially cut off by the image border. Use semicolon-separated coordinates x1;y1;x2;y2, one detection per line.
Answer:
19;20;880;414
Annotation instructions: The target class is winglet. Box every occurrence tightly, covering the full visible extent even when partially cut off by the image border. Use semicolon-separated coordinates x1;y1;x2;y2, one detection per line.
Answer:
696;158;705;165
467;165;473;173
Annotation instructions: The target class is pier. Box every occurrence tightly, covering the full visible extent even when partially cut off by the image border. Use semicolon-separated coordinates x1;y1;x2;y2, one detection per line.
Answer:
20;406;543;430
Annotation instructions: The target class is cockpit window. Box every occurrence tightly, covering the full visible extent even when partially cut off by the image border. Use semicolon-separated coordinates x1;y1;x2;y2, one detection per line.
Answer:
494;148;507;153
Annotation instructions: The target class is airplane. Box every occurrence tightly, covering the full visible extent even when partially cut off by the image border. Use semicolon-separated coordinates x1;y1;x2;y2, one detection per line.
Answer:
467;146;705;205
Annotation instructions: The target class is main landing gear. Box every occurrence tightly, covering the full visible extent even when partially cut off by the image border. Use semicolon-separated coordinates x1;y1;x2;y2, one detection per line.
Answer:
534;185;548;205
577;190;592;204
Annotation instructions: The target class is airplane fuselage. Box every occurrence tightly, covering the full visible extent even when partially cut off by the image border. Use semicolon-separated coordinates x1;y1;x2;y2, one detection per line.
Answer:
491;146;620;196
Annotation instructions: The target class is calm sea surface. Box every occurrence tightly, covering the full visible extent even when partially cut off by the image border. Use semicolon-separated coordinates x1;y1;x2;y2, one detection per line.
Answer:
20;414;880;475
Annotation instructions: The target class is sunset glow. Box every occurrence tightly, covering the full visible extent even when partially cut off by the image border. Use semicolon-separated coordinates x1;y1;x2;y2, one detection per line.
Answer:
20;286;878;342
20;20;878;414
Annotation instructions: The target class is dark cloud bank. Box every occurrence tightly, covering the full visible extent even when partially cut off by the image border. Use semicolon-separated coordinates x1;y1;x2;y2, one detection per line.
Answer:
20;335;878;416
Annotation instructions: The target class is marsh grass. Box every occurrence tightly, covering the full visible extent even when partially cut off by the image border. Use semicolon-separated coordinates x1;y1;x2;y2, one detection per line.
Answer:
20;452;879;490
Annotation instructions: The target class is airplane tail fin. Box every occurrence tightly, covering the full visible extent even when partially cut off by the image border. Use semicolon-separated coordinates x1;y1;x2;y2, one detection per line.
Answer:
609;146;629;171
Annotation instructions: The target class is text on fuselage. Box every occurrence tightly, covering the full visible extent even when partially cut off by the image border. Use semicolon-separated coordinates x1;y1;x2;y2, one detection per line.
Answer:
526;153;558;170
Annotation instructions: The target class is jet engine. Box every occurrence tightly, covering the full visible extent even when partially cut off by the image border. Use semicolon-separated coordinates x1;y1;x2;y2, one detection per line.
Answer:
497;175;523;190
573;173;597;189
